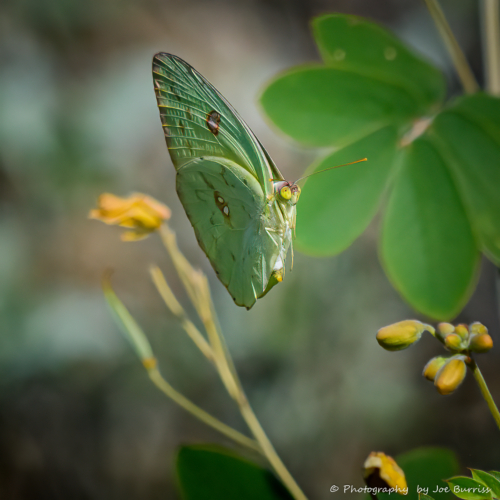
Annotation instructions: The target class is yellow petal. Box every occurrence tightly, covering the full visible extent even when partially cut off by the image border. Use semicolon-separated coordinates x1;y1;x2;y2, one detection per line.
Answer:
434;357;467;395
364;452;408;494
422;356;448;381
469;334;493;353
89;193;171;240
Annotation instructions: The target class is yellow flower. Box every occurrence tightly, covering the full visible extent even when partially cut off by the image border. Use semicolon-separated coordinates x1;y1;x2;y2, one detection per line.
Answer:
364;452;408;494
376;320;431;351
89;193;171;241
434;357;467;395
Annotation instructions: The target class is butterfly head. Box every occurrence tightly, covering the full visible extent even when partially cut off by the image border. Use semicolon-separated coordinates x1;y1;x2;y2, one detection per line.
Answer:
274;181;301;205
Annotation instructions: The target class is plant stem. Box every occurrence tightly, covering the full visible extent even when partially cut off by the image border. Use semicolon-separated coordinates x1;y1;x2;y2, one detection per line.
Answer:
468;358;500;431
157;223;308;499
209;322;308;500
147;365;261;452
150;266;215;363
424;0;479;93
481;0;500;94
238;395;308;500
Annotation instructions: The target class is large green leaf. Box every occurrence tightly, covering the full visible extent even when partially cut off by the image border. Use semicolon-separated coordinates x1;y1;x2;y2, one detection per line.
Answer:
377;447;459;500
296;126;398;255
431;93;500;265
176;444;293;500
381;136;479;319
312;14;445;110
260;65;420;148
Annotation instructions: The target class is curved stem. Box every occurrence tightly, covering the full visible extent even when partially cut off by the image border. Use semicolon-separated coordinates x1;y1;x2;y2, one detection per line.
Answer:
481;0;500;94
468;358;500;431
147;366;261;452
424;0;479;93
238;395;308;500
211;327;308;500
157;224;307;499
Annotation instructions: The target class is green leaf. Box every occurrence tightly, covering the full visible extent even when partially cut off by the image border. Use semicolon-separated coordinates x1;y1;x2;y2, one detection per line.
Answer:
379;447;459;500
312;14;445;110
176;444;293;500
421;495;437;500
381;136;479;320
470;470;500;499
445;477;493;500
103;274;154;362
490;473;500;483
296;126;398;255
431;93;500;265
260;65;420;148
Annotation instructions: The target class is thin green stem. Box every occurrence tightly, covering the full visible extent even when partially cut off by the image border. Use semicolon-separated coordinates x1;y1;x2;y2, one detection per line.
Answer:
481;0;500;94
468;358;500;431
157;223;308;499
208;320;308;500
150;266;215;363
238;395;308;500
424;0;479;93
147;366;261;452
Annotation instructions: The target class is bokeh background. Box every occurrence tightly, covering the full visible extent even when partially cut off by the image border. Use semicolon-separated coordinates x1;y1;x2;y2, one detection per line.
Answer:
1;0;499;498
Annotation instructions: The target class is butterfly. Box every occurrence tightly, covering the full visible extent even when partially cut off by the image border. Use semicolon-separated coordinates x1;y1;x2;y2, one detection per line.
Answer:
152;53;300;309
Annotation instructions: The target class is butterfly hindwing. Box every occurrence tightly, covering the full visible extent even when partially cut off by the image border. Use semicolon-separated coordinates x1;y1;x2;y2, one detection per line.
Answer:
176;157;285;308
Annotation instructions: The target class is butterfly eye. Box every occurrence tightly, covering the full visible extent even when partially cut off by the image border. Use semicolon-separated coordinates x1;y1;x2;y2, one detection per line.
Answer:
280;186;292;200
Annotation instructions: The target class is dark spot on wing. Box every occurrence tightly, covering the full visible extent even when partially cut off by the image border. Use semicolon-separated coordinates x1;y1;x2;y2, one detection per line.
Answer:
206;110;221;136
214;191;230;222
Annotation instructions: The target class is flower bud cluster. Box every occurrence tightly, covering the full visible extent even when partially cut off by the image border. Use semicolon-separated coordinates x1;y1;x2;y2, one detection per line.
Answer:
376;320;493;396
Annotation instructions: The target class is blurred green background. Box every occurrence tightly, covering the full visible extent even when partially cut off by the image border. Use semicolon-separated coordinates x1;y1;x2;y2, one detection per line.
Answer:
0;0;499;498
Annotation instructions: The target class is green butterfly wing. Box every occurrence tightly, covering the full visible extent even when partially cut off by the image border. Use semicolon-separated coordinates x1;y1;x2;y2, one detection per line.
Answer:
152;53;293;309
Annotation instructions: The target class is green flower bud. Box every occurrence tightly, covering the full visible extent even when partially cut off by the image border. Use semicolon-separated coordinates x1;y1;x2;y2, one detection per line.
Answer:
434;357;467;395
444;333;464;351
470;322;488;335
376;320;426;351
454;324;469;340
422;356;448;381
469;334;493;353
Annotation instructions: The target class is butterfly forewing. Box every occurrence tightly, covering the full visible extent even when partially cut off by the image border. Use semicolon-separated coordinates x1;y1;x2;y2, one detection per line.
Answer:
153;53;282;195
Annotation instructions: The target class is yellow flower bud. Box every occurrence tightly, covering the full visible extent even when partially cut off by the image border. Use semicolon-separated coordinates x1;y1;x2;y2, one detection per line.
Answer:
469;334;493;353
437;322;455;335
376;320;425;351
444;333;464;351
434;358;467;395
363;452;408;494
89;193;171;240
422;356;448;381
470;322;488;335
454;324;469;340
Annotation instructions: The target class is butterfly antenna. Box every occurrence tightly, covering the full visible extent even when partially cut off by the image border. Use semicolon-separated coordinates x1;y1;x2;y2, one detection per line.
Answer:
293;158;367;185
